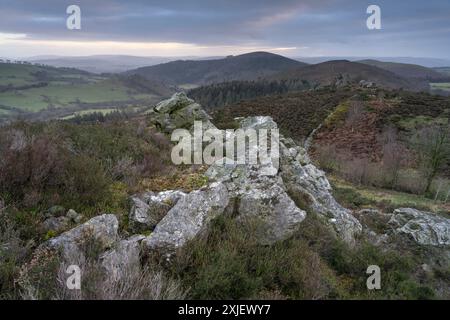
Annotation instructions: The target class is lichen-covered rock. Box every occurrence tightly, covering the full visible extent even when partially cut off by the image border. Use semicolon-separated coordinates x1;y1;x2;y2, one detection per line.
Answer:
207;159;306;244
388;208;450;246
142;182;229;252
205;115;361;245
42;216;70;233
101;235;145;281
279;136;362;245
237;181;306;244
47;214;119;260
46;205;66;218
66;209;84;224
148;92;214;134
129;190;186;232
145;95;360;249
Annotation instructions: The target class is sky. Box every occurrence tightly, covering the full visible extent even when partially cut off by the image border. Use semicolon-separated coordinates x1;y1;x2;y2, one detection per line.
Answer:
0;0;449;58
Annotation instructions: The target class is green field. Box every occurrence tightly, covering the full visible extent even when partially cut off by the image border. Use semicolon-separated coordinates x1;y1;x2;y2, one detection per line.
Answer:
0;63;162;117
61;108;121;120
0;81;156;112
430;82;450;91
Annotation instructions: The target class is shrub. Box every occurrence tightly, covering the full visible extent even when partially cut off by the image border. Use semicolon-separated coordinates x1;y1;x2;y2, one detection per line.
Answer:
169;215;338;299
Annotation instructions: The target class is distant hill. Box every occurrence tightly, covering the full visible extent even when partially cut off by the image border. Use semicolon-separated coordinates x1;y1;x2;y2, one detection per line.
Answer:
126;52;307;86
27;55;183;74
0;62;91;88
272;60;425;91
358;59;447;81
294;56;450;68
434;67;450;76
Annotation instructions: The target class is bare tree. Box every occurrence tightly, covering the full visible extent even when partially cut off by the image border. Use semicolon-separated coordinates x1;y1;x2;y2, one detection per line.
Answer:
411;124;450;194
345;101;364;132
380;126;404;188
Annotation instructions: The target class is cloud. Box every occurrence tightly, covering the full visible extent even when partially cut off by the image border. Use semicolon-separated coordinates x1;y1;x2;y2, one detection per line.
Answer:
0;0;449;57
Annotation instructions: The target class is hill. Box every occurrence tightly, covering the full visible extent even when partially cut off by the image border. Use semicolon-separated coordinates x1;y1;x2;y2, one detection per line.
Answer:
272;60;425;91
358;59;447;81
0;63;174;123
27;55;193;73
294;56;450;68
126;52;307;87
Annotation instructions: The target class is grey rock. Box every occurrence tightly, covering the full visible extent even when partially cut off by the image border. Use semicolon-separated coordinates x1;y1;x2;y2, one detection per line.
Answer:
66;209;78;220
204;115;361;245
206;159;306;244
66;209;84;224
388;208;450;246
129;190;186;232
48;214;119;260
237;181;306;244
42;216;70;234
279;137;362;245
149;92;214;134
146;95;361;249
101;235;145;282
142;182;229;252
46;205;66;218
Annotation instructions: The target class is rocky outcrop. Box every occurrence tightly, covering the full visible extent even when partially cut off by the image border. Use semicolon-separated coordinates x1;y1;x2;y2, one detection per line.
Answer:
142;182;229;252
47;214;119;261
129;190;185;232
278;135;362;244
142;94;362;250
147;92;215;134
231;115;361;244
388;208;450;246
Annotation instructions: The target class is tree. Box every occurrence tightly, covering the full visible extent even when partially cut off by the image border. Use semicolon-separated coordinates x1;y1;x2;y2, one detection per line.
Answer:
381;126;404;188
345;101;364;132
411;124;450;194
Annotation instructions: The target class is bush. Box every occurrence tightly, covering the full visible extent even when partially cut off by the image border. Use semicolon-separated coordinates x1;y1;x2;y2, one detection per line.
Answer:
169;216;338;299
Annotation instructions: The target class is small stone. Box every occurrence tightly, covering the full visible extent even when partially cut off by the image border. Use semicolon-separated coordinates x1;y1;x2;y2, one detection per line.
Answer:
47;205;66;217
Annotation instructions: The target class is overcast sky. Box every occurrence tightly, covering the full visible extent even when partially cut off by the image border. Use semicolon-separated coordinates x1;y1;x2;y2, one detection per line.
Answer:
0;0;449;58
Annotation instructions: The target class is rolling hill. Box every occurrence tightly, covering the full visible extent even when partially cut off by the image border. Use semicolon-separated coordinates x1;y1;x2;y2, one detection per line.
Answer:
271;60;425;91
27;55;194;73
358;59;447;81
0;63;173;122
126;52;307;87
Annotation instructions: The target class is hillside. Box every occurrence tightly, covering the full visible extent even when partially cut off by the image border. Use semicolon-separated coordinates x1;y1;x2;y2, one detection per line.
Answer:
126;51;307;87
272;60;425;91
358;59;447;81
0;63;174;123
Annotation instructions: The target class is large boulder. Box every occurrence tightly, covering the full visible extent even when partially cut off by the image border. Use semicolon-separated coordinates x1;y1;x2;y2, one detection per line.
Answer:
101;235;146;282
47;214;119;261
388;208;450;246
206;159;306;244
129;190;185;233
142;182;229;252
